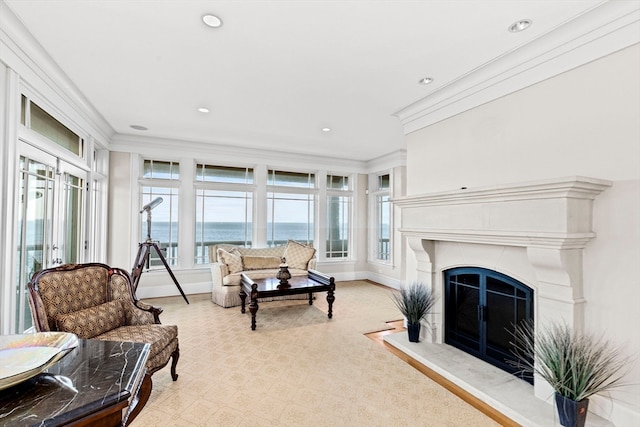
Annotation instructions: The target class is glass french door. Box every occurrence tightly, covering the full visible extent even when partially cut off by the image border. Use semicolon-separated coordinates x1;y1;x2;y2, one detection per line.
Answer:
15;144;87;332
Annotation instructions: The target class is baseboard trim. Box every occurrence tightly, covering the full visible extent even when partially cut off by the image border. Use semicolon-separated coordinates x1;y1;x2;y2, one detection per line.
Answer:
136;281;211;299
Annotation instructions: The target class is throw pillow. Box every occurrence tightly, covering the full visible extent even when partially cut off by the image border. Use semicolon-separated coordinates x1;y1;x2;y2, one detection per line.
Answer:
242;256;282;270
283;240;316;270
56;300;126;339
217;248;244;273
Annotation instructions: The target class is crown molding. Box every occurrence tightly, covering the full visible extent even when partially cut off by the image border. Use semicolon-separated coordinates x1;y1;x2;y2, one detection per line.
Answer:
395;1;640;134
365;149;406;173
110;133;371;173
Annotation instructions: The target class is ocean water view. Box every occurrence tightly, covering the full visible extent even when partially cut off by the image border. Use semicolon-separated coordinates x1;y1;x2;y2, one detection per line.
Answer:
21;220;356;267
21;220;316;252
148;222;315;246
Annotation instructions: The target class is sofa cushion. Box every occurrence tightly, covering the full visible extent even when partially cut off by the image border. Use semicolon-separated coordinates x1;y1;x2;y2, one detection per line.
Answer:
242;255;282;270
56;300;126;339
94;324;178;372
217;248;244;274
283;240;316;270
209;244;240;263
236;246;285;257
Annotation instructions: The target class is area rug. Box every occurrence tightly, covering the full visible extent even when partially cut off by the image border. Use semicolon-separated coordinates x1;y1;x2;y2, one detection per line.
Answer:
132;280;500;426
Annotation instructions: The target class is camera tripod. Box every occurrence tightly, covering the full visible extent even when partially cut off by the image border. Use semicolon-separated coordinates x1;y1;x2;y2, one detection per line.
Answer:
131;240;189;304
131;197;189;304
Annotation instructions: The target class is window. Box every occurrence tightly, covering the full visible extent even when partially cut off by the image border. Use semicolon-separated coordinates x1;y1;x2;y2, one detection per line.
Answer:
143;159;179;180
267;170;315;247
21;95;84;157
62;173;84;262
326;175;351;259
140;160;179;266
268;169;314;188
16;152;87;332
89;148;109;262
196;164;253;184
194;163;254;264
373;173;391;261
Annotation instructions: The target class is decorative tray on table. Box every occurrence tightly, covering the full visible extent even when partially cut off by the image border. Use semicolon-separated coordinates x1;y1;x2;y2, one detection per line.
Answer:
0;332;78;390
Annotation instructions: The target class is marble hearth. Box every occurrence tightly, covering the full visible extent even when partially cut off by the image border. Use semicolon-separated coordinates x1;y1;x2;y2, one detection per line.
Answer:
384;332;612;426
390;176;614;424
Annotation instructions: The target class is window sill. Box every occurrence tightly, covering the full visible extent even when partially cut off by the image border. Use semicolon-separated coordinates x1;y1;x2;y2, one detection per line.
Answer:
319;259;356;265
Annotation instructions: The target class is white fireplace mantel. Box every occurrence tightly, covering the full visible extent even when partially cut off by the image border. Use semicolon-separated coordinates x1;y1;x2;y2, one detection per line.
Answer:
394;175;612;402
394;175;612;333
394;175;611;250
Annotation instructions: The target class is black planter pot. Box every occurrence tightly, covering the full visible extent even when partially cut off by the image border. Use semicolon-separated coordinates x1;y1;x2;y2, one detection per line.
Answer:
407;323;420;342
555;393;589;427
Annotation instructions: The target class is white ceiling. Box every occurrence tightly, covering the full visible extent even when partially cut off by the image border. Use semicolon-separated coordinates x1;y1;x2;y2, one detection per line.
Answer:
3;0;637;161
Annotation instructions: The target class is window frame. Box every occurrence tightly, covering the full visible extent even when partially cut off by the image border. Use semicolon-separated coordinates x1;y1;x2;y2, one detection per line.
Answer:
325;174;353;260
266;169;317;248
139;159;181;267
369;171;392;265
193;163;256;264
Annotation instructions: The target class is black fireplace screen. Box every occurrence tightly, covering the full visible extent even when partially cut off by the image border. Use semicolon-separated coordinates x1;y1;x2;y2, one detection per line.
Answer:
444;267;534;384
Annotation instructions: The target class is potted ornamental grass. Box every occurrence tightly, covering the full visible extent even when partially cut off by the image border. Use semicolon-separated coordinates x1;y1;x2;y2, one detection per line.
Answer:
391;283;436;343
510;320;631;427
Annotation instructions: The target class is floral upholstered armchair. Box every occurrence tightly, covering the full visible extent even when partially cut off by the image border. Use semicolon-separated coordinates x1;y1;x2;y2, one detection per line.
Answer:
27;263;179;381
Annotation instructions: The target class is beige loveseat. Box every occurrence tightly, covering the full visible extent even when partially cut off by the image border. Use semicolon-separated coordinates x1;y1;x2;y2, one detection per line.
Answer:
209;240;317;308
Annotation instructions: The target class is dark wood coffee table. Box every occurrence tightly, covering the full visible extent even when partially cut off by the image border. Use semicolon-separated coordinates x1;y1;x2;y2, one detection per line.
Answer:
240;269;335;330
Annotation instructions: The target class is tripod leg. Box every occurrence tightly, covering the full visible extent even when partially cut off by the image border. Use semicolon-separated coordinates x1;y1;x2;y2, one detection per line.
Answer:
151;243;189;304
131;243;151;293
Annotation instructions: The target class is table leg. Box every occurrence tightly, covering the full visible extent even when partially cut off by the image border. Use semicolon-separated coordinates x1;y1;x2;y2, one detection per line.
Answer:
308;292;313;305
326;283;335;319
249;283;259;330
239;288;247;313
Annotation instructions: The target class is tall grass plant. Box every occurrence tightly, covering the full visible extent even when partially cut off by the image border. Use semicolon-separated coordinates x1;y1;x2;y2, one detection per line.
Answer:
510;321;631;402
391;283;436;325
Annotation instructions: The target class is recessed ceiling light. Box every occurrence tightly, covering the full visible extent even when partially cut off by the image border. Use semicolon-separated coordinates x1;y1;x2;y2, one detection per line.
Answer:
508;19;532;33
198;107;210;113
202;14;223;28
321;127;331;132
418;77;434;85
130;125;148;131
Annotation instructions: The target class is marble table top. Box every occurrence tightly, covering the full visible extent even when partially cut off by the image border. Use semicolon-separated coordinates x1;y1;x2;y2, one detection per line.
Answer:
0;339;149;426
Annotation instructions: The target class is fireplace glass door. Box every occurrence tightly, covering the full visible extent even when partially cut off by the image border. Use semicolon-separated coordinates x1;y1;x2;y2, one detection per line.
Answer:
444;267;533;383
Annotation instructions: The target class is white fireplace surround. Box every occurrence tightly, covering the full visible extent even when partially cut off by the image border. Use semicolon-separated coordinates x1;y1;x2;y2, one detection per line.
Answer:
393;176;611;403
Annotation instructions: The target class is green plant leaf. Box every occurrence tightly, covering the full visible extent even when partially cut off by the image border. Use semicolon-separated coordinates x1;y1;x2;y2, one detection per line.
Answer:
508;320;631;401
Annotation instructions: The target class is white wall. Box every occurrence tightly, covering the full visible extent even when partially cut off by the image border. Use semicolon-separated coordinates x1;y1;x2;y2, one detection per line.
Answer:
405;44;640;423
406;44;640;194
108;151;134;269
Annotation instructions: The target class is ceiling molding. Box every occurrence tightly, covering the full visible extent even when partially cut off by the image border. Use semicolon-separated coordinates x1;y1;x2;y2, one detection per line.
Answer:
365;150;407;173
110;133;372;173
395;1;640;134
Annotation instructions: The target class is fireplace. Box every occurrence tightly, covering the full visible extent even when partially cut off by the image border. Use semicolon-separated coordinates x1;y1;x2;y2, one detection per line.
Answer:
444;267;534;383
393;176;611;400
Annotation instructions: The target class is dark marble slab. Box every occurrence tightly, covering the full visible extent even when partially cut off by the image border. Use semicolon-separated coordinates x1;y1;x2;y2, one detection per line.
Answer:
0;339;149;427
